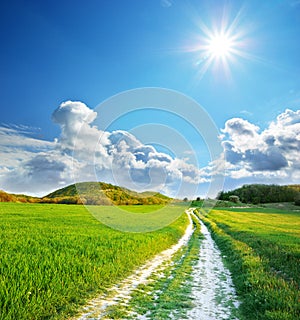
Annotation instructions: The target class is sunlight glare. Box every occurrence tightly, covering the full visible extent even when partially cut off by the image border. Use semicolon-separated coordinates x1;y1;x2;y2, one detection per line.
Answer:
188;8;255;80
208;33;233;58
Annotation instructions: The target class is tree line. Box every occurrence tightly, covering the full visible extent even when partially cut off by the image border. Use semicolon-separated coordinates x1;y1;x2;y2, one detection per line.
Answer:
218;184;300;205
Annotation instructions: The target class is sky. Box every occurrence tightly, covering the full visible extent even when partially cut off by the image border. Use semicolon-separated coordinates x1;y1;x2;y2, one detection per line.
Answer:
0;0;300;198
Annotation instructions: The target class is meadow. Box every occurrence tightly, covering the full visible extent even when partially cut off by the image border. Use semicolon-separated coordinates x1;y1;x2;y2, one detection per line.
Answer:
89;203;186;232
0;202;188;319
197;207;300;320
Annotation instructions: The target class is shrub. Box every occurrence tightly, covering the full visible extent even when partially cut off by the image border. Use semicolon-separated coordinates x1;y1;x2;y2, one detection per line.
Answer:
229;195;240;203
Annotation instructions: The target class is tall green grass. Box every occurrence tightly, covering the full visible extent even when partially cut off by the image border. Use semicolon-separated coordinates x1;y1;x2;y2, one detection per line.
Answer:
198;208;300;320
0;203;187;319
89;204;186;232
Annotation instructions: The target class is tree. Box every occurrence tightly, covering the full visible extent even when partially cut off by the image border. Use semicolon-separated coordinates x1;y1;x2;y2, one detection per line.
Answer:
218;184;299;204
295;193;300;206
229;195;240;203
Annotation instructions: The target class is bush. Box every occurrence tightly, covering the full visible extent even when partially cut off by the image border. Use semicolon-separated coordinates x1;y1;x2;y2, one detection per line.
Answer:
229;195;240;203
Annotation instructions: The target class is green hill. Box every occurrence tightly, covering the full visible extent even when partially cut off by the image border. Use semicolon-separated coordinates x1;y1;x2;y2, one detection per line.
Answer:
43;181;171;205
0;190;40;203
0;182;171;205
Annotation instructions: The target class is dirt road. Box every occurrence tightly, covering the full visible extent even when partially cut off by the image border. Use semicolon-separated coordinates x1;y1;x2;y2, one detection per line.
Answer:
187;211;240;319
75;209;240;319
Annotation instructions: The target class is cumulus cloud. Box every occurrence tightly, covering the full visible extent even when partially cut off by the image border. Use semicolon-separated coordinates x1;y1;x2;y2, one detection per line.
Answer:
0;125;58;195
220;109;300;181
52;101;99;151
0;100;206;197
263;109;300;151
221;118;263;152
0;151;78;195
2;100;298;197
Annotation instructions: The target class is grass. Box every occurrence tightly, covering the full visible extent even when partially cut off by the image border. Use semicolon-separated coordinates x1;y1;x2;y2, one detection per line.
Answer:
197;207;300;320
0;202;188;319
104;214;202;319
89;203;186;232
258;202;300;211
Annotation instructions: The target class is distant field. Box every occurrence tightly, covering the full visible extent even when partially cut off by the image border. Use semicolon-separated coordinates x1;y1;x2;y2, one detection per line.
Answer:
199;207;300;320
0;202;188;319
89;203;186;232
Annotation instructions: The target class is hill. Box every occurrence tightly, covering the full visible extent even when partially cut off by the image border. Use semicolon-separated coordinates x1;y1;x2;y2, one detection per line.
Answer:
44;182;171;205
1;182;172;205
0;190;40;203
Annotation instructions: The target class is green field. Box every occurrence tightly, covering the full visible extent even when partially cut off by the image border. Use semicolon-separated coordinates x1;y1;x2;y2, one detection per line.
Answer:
198;207;300;320
89;203;186;232
2;201;299;320
0;202;188;319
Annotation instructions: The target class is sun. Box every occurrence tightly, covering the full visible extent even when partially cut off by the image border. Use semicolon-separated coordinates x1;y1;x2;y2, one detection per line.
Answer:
207;33;234;58
188;10;253;80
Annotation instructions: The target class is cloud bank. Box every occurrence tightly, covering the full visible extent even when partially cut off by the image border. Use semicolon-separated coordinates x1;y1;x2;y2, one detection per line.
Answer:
0;101;299;197
221;109;300;181
0;101;207;197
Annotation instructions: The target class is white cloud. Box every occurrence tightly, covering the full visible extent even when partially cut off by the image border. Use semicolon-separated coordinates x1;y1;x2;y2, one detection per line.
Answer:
220;109;300;182
0;100;206;197
3;101;298;198
221;117;264;152
0;126;57;195
0;126;53;149
240;110;253;116
0;151;78;196
52;100;99;151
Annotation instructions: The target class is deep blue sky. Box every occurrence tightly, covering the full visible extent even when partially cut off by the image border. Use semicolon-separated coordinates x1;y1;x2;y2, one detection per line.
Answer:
0;0;300;197
1;0;299;136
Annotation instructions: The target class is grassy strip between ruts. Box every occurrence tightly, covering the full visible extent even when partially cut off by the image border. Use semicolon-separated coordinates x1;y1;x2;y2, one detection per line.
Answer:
101;214;202;319
196;208;300;320
0;202;188;320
